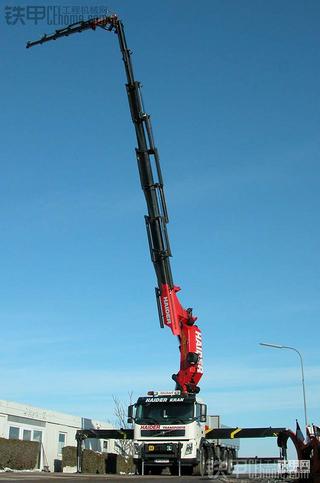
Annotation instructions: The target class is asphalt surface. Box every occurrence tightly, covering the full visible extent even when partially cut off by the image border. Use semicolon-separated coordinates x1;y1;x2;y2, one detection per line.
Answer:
0;474;209;482
0;474;273;483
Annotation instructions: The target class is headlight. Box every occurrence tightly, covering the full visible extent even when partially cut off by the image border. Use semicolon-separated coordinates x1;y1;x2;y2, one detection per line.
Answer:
185;442;193;455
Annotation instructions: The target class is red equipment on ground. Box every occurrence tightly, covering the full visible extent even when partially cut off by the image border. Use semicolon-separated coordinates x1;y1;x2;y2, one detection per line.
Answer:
278;423;320;482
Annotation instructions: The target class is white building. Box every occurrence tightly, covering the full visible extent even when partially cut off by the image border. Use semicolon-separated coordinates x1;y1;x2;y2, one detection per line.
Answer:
0;399;114;472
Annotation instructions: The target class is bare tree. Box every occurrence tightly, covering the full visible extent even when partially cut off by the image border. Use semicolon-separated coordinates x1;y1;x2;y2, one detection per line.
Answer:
112;391;133;429
112;392;134;474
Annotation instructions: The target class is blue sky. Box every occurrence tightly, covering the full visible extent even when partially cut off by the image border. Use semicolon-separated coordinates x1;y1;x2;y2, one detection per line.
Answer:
1;0;319;457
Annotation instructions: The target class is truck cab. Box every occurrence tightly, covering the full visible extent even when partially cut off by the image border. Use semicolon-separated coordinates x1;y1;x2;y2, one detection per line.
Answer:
128;390;208;475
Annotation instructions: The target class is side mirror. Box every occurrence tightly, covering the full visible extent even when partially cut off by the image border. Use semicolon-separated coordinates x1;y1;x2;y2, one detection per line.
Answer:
127;404;134;423
200;404;207;423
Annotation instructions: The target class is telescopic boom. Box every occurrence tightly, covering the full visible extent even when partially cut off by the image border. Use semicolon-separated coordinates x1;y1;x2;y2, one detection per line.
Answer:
27;15;203;393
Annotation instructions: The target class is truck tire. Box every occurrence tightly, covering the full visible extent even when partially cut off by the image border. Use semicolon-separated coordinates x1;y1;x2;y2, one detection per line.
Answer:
194;442;214;476
226;451;234;475
206;446;214;477
199;446;207;477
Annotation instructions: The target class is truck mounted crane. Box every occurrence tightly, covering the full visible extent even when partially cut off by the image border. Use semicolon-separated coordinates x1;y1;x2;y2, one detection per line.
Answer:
27;16;292;478
27;14;203;395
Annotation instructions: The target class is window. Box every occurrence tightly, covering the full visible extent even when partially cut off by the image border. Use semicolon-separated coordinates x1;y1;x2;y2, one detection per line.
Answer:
33;430;42;443
103;440;108;452
23;429;32;441
9;426;20;439
135;402;194;424
57;432;66;456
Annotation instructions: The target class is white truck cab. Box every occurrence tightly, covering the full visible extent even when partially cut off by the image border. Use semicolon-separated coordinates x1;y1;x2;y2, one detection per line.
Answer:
128;390;237;476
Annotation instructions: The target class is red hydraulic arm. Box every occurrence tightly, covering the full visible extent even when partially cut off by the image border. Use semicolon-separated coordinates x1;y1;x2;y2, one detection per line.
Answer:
26;15;203;393
160;285;203;393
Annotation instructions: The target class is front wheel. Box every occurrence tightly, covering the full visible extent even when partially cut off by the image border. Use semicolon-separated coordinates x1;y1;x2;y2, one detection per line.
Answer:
199;446;207;477
226;452;234;475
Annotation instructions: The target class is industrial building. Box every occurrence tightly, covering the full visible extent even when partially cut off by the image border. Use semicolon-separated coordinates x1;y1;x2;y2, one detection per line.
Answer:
0;399;114;472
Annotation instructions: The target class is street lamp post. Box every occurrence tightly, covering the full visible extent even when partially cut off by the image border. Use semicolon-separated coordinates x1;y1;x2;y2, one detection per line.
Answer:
259;342;308;427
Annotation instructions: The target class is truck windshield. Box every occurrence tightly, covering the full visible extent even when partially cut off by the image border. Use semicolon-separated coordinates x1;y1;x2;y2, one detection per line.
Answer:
135;402;194;424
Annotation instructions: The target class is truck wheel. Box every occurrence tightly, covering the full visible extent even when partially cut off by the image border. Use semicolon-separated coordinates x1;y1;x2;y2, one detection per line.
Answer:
199;446;207;476
226;452;234;475
206;447;214;477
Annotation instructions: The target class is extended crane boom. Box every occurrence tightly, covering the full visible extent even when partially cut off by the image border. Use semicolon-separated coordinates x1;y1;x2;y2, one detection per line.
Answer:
27;15;203;393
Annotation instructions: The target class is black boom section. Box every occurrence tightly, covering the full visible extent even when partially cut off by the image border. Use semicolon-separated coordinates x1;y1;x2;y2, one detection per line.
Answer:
205;427;286;439
116;21;174;289
26;16;174;290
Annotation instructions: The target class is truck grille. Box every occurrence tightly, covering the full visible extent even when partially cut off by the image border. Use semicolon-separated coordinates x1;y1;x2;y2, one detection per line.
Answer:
143;442;181;461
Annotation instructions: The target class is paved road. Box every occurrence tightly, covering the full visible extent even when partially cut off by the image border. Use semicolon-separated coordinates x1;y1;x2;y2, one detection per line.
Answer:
0;473;260;483
0;473;273;483
0;474;206;482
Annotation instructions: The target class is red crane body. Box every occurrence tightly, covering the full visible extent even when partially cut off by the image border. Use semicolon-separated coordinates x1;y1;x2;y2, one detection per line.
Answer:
26;15;203;394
